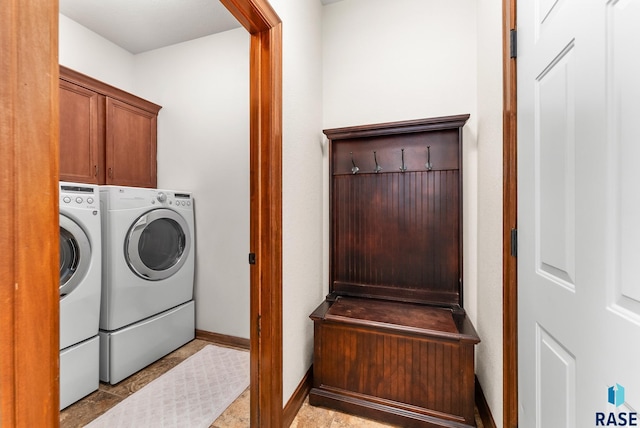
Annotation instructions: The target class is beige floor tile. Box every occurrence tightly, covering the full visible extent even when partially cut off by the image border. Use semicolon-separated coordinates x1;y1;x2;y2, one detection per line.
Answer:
61;339;485;428
290;398;337;428
210;387;251;427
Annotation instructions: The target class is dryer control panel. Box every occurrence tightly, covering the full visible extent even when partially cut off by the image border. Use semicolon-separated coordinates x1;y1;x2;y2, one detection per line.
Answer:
60;183;99;210
150;191;192;209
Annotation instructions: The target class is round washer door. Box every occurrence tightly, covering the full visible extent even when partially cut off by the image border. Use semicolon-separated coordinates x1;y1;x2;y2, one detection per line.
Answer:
59;214;91;298
125;208;191;281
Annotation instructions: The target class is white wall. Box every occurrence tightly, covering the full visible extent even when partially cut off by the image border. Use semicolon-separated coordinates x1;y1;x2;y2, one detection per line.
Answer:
134;29;251;340
322;0;478;128
59;14;136;93
323;0;503;425
268;0;325;404
476;0;504;424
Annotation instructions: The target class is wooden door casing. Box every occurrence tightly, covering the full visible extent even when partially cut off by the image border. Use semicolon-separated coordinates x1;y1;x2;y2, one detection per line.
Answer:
502;0;518;426
1;0;60;426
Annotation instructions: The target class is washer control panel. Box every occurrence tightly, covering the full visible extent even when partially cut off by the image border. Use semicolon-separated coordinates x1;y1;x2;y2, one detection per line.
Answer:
60;184;99;210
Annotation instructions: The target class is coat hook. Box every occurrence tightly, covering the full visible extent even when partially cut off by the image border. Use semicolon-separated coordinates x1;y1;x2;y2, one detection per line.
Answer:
425;146;433;170
350;152;359;174
399;148;407;172
373;151;382;173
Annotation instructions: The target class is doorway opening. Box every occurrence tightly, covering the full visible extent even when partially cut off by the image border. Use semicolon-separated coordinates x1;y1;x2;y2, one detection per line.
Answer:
0;0;283;427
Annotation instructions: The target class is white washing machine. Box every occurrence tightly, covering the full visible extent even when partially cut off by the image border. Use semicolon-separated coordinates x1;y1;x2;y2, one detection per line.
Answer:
99;185;195;384
59;182;101;409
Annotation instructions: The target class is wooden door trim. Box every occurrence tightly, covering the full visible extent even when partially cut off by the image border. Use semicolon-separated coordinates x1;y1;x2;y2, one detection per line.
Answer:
0;0;60;426
502;0;518;426
220;0;283;426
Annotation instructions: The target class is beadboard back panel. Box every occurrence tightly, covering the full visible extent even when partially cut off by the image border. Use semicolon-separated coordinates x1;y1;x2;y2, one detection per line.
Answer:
326;115;469;308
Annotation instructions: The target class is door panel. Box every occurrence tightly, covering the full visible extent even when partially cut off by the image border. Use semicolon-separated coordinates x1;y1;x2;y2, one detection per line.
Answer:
609;0;640;320
536;42;575;289
537;325;576;428
59;79;101;184
519;0;640;426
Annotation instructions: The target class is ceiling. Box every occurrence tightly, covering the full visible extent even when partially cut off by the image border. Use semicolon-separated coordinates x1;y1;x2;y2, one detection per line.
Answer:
59;0;242;54
60;0;344;55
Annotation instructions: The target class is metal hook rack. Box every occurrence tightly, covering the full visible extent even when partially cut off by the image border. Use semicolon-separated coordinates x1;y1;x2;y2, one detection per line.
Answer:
399;148;407;173
373;151;382;173
350;152;359;174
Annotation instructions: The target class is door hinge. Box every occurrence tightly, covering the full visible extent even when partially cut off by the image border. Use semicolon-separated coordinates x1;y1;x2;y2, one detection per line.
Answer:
257;314;261;337
511;228;518;257
248;252;256;265
510;29;517;58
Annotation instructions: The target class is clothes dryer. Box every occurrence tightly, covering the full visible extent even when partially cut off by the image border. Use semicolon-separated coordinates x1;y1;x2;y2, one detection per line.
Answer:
59;182;101;409
99;185;195;384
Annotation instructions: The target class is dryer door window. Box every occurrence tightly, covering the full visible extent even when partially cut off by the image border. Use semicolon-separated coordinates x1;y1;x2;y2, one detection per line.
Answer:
125;208;191;281
59;214;91;298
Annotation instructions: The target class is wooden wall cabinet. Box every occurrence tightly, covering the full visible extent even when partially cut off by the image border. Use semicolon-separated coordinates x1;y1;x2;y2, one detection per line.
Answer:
59;66;161;188
310;115;480;427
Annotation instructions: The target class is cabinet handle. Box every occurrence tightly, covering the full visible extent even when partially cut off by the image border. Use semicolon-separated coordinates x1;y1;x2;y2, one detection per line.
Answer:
94;165;99;177
108;167;113;178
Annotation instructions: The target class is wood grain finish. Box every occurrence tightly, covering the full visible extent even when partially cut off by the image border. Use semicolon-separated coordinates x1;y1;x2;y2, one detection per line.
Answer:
0;0;60;426
474;376;497;428
323;299;462;337
332;171;461;306
283;366;313;428
59;66;161;188
195;329;250;350
59;79;103;184
502;0;518;427
105;98;157;187
313;116;479;427
220;1;283;427
326;116;468;308
311;298;479;427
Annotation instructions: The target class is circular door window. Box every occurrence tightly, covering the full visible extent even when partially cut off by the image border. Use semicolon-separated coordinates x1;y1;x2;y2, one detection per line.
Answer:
125;209;191;280
59;214;91;298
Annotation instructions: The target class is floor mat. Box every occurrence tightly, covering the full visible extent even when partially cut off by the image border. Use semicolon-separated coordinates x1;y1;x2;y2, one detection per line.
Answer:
85;345;249;428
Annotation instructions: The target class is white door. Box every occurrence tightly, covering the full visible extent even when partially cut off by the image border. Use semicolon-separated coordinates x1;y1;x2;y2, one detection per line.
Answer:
518;0;640;427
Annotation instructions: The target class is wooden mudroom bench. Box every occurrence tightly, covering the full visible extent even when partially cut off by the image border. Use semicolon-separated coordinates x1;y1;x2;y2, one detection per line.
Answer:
310;115;480;428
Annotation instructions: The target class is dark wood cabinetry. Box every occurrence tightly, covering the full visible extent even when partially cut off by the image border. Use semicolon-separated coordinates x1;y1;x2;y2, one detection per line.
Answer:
59;78;104;184
59;66;161;188
310;115;480;427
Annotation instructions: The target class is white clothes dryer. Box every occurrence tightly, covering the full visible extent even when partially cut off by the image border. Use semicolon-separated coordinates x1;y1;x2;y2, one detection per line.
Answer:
59;182;101;409
99;185;195;384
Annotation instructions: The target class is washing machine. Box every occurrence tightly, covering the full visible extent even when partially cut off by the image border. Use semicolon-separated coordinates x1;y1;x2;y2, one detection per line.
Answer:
99;185;195;384
59;182;101;409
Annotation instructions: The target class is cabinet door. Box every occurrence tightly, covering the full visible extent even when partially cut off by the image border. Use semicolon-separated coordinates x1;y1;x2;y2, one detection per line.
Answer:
105;98;157;188
59;80;104;184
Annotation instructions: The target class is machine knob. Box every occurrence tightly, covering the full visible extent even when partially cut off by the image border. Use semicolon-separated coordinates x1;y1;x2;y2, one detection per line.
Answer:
157;192;167;203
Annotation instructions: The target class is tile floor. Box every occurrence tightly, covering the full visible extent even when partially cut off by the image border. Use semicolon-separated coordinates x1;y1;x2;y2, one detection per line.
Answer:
60;338;483;427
